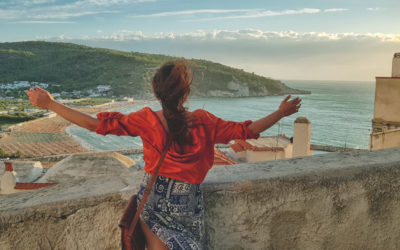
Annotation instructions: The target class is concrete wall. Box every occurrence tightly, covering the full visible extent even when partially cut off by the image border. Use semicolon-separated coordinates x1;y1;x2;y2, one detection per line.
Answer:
228;148;246;162
373;78;400;123
2;148;400;249
285;143;293;158
370;77;400;151
246;150;286;163
370;129;400;151
393;53;400;77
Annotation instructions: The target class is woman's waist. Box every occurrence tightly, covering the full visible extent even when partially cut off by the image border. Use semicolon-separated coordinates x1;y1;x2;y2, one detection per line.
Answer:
143;161;212;184
140;172;201;189
138;173;203;214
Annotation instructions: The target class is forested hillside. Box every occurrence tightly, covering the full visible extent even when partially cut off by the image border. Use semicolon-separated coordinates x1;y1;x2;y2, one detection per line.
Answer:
0;41;308;98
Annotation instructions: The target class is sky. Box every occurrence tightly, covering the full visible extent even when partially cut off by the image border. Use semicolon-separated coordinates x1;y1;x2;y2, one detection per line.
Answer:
1;0;400;81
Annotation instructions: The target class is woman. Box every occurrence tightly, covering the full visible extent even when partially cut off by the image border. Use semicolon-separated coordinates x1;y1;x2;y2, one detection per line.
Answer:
26;60;301;250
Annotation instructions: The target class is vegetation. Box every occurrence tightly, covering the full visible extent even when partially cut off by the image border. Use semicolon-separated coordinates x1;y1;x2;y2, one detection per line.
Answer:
0;99;35;111
70;97;117;107
0;113;36;125
0;41;308;97
0;99;39;126
0;114;36;127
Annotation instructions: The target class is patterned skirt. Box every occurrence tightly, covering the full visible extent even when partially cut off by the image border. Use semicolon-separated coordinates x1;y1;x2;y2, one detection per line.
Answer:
137;173;206;250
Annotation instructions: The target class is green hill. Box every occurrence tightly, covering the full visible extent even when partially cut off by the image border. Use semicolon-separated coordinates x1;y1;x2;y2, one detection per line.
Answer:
0;41;309;98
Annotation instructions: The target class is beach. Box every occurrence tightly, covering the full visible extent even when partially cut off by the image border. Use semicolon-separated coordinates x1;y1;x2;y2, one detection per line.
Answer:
0;100;143;158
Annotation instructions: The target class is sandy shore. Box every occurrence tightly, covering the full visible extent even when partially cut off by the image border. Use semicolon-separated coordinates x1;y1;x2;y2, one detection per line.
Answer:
0;100;147;158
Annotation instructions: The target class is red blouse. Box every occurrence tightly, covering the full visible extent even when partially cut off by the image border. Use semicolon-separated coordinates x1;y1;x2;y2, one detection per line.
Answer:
96;107;259;184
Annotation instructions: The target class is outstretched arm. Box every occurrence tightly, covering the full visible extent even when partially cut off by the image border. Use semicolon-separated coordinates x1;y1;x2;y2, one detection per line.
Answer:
25;86;100;131
247;95;301;135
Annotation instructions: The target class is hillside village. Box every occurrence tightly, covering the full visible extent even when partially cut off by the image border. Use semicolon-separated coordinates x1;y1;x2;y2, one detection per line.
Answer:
0;81;113;99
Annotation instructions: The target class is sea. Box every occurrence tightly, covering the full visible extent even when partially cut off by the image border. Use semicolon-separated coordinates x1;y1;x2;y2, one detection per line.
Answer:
66;80;376;153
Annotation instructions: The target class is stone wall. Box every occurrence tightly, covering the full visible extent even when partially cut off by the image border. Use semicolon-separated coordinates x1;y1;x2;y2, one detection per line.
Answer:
2;148;400;249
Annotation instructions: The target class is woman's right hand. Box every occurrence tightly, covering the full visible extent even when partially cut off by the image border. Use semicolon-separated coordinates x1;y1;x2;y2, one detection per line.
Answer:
26;86;100;131
25;86;55;110
278;95;302;117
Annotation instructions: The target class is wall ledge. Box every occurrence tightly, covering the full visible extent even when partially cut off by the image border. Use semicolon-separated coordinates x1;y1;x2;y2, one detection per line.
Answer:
2;147;400;249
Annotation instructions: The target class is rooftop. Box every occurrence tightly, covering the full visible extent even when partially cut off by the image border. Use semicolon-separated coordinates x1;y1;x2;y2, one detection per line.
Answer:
214;148;237;165
14;182;57;190
230;137;290;153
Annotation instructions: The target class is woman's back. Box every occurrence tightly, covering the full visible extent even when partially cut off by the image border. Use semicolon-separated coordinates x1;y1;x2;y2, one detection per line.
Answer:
96;106;260;184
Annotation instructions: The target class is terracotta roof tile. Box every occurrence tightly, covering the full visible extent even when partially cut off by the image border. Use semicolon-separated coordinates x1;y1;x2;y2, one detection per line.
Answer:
14;183;57;190
231;139;285;152
214;148;237;165
235;140;254;149
230;143;245;153
279;134;292;141
251;147;285;152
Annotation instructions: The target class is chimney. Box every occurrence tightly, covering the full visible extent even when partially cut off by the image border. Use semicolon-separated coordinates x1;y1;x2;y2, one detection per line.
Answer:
1;162;16;195
5;162;13;171
292;117;312;158
393;53;400;77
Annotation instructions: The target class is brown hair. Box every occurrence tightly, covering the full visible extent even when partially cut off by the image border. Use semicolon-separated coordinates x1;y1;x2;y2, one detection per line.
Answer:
152;59;193;150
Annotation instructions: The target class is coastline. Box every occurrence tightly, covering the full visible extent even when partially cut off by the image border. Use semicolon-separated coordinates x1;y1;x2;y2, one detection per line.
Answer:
0;100;146;158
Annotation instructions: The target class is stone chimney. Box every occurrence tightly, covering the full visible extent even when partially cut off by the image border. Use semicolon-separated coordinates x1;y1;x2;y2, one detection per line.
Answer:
292;117;312;158
392;53;400;77
1;162;16;195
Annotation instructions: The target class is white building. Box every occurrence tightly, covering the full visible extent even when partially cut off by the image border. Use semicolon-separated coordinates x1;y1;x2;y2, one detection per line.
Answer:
370;53;400;151
23;109;41;113
123;97;134;102
229;136;293;163
229;117;312;163
0;162;56;195
97;85;111;92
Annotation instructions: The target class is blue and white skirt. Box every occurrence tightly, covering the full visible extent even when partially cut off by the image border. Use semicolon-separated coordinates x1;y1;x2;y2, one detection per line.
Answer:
137;173;206;250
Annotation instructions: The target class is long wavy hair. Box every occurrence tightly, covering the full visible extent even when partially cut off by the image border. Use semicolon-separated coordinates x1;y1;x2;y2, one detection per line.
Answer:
152;59;194;150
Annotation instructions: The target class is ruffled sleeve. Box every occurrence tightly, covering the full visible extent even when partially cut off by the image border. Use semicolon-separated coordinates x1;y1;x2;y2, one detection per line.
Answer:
96;109;146;137
200;110;260;144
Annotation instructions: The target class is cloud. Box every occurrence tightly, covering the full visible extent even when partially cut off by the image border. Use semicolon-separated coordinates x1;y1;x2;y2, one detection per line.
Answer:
13;20;75;24
134;8;322;21
133;7;350;21
1;0;154;20
133;8;262;17
90;29;400;43
49;29;398;81
366;8;380;11
84;0;155;5
324;8;349;12
33;10;118;19
0;9;24;19
6;0;56;6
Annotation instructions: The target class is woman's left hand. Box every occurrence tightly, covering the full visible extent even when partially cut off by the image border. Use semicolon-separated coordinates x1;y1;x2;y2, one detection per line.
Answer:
278;95;302;117
25;86;55;109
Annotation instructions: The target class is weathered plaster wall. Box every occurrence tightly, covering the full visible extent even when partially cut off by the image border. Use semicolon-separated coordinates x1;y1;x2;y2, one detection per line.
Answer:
246;150;285;163
2;148;400;249
370;129;400;151
373;78;400;123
